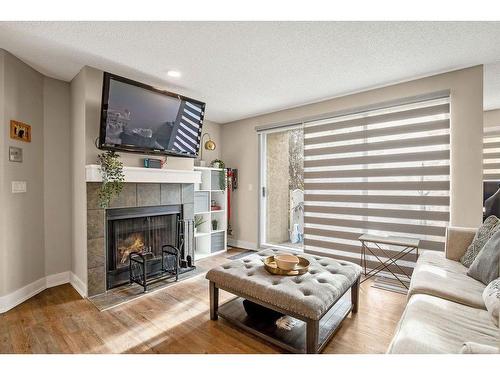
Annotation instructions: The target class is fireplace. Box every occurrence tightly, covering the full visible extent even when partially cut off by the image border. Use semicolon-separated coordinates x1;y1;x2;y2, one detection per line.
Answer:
106;204;191;290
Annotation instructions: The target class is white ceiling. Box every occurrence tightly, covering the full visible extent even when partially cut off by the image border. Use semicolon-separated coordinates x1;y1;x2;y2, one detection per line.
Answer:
1;22;500;123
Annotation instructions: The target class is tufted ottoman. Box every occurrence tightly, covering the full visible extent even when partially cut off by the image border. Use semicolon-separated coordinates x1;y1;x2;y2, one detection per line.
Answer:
206;248;362;353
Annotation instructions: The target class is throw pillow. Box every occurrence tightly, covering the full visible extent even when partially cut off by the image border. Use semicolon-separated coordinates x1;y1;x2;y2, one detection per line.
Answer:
460;215;499;267
467;230;500;285
483;277;500;327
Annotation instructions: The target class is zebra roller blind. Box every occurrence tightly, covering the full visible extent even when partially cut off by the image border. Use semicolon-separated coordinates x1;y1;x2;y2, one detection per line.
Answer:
484;128;500;181
304;96;451;273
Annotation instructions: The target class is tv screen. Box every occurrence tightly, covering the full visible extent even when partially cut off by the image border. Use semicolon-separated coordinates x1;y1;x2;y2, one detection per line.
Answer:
99;73;205;158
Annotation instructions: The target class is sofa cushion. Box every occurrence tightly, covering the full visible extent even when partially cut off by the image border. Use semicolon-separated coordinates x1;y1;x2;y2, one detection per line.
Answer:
483;278;500;327
387;294;499;354
467;230;500;285
409;251;486;309
460;215;499;267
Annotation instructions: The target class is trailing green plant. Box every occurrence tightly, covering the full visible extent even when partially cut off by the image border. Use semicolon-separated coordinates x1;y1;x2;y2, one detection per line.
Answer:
97;151;125;208
210;159;227;190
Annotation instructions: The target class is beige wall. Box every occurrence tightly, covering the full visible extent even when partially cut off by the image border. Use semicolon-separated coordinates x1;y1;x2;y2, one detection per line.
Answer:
0;51;5;295
222;66;484;247
1;51;45;294
43;77;72;276
70;68;88;290
484;109;500;129
197;119;221;164
0;51;71;298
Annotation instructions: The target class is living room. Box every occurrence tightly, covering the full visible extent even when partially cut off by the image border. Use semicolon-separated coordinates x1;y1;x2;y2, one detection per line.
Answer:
0;1;499;372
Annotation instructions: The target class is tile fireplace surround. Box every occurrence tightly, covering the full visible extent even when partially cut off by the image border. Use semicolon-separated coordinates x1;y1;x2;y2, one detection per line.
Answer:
86;182;195;297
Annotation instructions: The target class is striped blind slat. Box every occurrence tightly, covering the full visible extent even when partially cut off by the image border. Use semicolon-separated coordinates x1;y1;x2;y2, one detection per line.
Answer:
304;96;451;272
484;163;500;170
305;180;450;191
305;119;449;146
304;165;449;179
484;152;500;159
305;150;450;168
484;133;500;182
304;134;450;156
305;216;447;237
305;194;449;206
306;103;450;135
484;141;500;150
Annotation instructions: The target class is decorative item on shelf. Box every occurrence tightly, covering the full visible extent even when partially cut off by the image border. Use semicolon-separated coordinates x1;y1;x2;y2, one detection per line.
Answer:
210;199;221;211
194;215;206;234
198;133;216;167
210;159;227;190
212;220;218;231
210;159;225;169
97;150;125;208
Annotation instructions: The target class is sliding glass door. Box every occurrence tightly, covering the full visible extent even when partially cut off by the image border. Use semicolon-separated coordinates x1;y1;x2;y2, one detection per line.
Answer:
259;126;304;251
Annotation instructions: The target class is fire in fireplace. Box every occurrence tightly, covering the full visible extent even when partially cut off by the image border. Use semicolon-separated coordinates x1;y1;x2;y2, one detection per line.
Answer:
105;205;191;289
118;233;145;264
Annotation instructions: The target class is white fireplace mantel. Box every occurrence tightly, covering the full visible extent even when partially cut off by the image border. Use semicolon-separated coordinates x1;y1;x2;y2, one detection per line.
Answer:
85;164;202;184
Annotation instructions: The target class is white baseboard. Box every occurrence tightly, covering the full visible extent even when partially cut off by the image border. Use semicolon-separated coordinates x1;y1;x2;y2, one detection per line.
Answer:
46;271;70;288
70;272;87;298
228;239;258;251
0;270;85;314
0;277;47;314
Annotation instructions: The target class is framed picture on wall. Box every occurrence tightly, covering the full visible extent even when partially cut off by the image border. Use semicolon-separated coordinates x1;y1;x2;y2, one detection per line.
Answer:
10;120;31;142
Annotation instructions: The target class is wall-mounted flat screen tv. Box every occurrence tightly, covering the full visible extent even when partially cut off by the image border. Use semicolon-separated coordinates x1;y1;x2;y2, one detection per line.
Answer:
98;72;205;158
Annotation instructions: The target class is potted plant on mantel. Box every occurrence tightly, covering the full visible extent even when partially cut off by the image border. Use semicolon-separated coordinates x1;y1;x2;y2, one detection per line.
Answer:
97;151;125;208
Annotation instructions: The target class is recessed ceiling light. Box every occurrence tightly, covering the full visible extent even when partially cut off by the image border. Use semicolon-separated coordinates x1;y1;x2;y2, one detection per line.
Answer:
167;70;181;78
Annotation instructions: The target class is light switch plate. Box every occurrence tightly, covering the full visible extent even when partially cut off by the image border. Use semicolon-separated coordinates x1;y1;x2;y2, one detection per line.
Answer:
12;181;27;193
9;146;23;162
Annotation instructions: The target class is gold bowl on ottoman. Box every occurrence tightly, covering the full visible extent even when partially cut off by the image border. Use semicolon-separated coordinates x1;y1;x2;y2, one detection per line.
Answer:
262;255;310;276
274;254;300;270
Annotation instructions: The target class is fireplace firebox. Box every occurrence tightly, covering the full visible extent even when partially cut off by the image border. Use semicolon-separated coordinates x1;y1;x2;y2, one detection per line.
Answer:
106;205;194;290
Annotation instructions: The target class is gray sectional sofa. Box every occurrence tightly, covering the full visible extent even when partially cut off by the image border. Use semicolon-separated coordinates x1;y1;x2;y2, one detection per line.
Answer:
387;226;499;354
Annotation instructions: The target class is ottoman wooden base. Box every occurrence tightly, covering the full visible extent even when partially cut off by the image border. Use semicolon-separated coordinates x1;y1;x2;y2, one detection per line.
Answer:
209;278;359;354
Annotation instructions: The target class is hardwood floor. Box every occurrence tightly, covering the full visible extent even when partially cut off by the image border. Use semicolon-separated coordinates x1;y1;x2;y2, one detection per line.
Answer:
0;249;407;354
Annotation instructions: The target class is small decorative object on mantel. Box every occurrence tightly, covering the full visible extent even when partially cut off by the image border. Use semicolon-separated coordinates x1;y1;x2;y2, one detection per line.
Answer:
210;159;227;190
212;219;218;231
97;151;125;208
10;120;31;142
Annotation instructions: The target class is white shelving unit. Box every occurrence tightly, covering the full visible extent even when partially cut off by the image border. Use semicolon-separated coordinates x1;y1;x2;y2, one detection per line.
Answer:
193;167;228;260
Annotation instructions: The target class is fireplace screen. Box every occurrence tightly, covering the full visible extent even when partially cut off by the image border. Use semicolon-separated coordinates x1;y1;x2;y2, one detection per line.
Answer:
106;205;182;289
110;215;177;269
